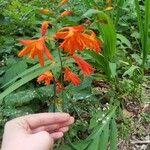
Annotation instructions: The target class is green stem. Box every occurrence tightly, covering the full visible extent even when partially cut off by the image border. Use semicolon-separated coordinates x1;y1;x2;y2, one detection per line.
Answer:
53;78;57;112
58;49;64;85
58;48;65;111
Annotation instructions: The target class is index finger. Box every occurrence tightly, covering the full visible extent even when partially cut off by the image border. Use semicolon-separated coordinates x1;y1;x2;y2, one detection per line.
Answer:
23;112;71;129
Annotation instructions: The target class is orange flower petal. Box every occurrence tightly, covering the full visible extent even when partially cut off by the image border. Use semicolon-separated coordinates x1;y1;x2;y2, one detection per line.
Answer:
37;71;53;85
54;31;69;39
40;9;51;14
54;25;102;54
41;21;50;36
64;67;80;86
56;80;65;93
37;50;45;66
18;37;53;66
20;39;35;45
18;47;31;57
60;10;73;17
29;47;36;59
72;55;94;75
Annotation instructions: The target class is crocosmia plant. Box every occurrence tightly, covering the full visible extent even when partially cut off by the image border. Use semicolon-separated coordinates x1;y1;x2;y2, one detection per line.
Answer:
17;0;103;106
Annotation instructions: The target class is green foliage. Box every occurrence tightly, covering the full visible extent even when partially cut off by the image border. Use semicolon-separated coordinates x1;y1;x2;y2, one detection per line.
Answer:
1;59;28;86
110;116;118;150
83;9;117;60
0;63;51;102
83;10;117;80
0;0;149;149
56;105;118;150
134;0;150;68
114;0;125;27
4;86;54;107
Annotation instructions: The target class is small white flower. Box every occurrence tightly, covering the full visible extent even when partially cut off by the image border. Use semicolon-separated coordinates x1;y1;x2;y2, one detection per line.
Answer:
106;117;109;120
98;118;102;122
102;114;105;117
97;107;101;110
102;120;106;124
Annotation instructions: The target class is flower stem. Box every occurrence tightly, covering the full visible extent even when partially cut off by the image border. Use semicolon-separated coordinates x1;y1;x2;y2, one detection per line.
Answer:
58;49;63;84
53;78;57;112
58;48;65;111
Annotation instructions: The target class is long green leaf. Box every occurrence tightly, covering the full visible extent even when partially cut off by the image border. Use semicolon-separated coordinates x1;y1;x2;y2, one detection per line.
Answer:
97;12;117;61
134;0;150;67
143;0;150;66
1;60;51;89
86;50;112;79
110;117;118;150
4;86;54;107
56;105;118;150
88;106;117;141
86;136;100;150
134;0;144;48
99;122;110;150
0;65;50;102
57;139;92;150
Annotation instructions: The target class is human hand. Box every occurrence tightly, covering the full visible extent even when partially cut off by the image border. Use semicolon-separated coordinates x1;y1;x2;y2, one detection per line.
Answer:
1;112;74;150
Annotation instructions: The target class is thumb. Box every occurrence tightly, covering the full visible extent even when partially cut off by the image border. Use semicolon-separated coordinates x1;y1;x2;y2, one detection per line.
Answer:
28;131;54;150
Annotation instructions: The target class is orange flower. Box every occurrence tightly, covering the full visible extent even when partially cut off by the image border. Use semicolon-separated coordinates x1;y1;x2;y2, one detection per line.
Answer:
72;55;94;75
60;10;73;17
18;37;53;66
41;21;50;36
37;71;53;85
56;80;65;93
54;25;102;54
39;9;52;14
59;0;68;7
64;67;80;86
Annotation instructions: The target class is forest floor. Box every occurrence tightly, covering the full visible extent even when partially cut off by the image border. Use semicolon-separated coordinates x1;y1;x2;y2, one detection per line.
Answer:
118;81;150;150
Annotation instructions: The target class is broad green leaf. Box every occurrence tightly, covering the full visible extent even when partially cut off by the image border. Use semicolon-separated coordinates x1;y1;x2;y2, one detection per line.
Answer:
117;34;132;48
4;86;54;107
123;65;139;77
131;54;142;65
3;106;34;118
73;90;91;100
82;9;100;18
